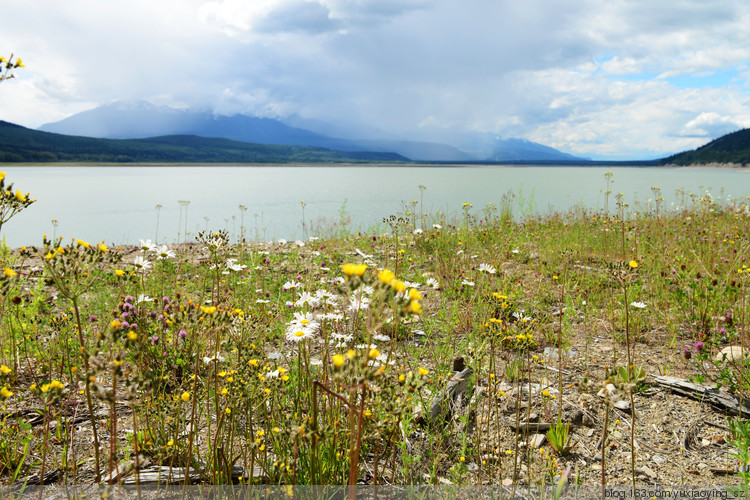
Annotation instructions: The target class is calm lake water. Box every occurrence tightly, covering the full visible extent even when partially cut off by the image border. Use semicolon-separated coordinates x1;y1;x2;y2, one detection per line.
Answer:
1;165;749;247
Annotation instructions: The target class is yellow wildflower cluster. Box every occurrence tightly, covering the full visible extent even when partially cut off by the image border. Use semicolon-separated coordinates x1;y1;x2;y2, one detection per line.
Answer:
0;172;35;234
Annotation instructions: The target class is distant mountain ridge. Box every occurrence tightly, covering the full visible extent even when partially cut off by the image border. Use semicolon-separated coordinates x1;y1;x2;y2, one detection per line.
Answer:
659;127;750;166
0;120;408;163
38;101;585;162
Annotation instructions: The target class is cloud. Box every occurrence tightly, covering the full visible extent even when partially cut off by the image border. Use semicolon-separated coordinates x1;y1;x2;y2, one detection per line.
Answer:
3;0;750;159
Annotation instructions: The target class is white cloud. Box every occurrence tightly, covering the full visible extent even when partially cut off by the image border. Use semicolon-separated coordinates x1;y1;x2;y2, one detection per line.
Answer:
3;0;750;158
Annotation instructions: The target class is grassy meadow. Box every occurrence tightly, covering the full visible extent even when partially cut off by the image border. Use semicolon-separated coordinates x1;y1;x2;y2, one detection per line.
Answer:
1;171;750;490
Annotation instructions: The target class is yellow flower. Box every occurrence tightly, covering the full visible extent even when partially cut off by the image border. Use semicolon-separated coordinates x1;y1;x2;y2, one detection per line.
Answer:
629;260;638;269
341;263;367;276
368;348;380;360
98;243;108;253
409;301;423;314
0;387;13;399
408;288;422;301
110;320;122;332
392;280;406;293
76;239;90;248
542;389;550;397
15;58;24;68
0;172;5;182
127;330;138;341
398;374;405;382
0;365;11;375
332;354;345;368
378;269;395;284
114;269;125;277
3;267;16;278
14;190;26;202
418;367;429;377
167;439;174;446
201;305;217;315
225;407;232;415
181;391;190;402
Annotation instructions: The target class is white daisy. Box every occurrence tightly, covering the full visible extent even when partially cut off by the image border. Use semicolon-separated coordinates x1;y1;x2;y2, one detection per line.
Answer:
426;278;440;290
133;256;152;272
479;263;496;274
153;244;175;260
630;301;647;309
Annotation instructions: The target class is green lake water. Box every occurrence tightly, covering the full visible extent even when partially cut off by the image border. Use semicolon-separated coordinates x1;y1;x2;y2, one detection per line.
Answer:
1;165;749;247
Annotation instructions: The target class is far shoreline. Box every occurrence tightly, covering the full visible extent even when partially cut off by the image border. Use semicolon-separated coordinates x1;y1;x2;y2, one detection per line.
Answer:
1;161;748;169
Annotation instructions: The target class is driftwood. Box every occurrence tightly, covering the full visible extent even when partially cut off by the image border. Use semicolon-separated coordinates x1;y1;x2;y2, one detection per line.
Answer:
652;375;750;417
429;367;474;424
117;464;249;485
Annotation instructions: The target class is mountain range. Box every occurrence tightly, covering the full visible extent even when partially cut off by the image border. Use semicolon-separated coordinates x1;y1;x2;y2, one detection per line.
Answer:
37;101;586;162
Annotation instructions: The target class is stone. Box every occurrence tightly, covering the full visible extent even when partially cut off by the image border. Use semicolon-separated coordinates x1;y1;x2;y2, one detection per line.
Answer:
544;347;578;360
715;346;747;363
613;400;631;412
641;466;657;479
529;434;547;449
652;455;666;464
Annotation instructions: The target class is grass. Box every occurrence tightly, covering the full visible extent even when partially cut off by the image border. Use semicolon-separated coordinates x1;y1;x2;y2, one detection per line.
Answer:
1;173;750;489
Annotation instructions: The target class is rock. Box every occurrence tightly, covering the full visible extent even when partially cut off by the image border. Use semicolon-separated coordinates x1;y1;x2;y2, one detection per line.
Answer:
613;400;631;412
543;347;578;360
641;465;657;479
716;346;747;363
597;384;618;398
530;434;547;449
652;455;666;464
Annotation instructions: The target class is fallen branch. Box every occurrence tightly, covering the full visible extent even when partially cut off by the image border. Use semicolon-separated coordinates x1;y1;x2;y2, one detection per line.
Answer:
651;375;750;417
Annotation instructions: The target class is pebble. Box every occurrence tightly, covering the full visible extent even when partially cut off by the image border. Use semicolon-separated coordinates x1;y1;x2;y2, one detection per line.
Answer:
652;455;666;464
641;466;657;479
530;434;546;449
544;347;578;360
613;400;631;412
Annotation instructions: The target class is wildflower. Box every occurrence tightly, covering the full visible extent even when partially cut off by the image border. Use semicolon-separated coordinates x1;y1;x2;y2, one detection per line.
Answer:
368;348;380;360
0;365;11;375
133;256;152;272
110;320;122;332
630;301;647;309
167;439;174;446
694;342;705;353
282;280;302;290
378;269;396;285
479;263;496;274
432;224;442;229
409;301;423;314
14;190;26;202
1;387;13;398
542;389;550;397
225;258;246;272
114;269;125;277
332;354;346;368
418;367;429;377
341;263;367;276
153;244;175;260
181;391;191;402
127;331;138;341
629;260;639;269
408;288;422;301
139;239;156;251
426;277;440;289
461;280;475;287
3;267;16;278
98;243;108;253
295;291;319;308
136;294;153;304
413;228;423;235
286;329;314;342
200;305;217;315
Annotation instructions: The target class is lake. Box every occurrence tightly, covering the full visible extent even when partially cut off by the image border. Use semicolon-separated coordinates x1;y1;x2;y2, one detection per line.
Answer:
1;165;749;248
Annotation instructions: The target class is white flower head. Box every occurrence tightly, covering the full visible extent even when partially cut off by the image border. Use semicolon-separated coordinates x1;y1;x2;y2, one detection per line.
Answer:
479;263;497;274
225;258;247;272
426;277;440;290
432;224;442;230
413;228;423;235
153;244;175;260
630;301;647;309
461;280;475;287
139;239;156;252
133;255;152;272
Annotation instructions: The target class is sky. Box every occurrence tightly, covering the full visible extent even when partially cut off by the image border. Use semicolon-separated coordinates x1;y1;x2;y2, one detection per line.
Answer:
2;0;750;160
